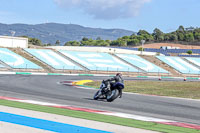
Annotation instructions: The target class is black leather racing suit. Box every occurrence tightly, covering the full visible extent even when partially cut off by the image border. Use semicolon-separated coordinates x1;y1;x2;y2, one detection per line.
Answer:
104;75;124;98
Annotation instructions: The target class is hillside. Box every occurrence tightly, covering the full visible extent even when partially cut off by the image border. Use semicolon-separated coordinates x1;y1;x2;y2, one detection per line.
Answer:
0;23;134;45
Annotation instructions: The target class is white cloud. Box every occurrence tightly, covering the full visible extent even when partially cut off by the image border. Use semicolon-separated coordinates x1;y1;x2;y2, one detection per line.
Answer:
54;0;151;20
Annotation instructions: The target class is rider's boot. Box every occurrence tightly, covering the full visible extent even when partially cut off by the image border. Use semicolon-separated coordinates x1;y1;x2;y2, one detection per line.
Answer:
119;89;122;98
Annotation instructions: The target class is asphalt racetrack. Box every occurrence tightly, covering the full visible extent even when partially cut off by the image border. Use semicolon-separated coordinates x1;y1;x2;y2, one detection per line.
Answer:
0;74;200;125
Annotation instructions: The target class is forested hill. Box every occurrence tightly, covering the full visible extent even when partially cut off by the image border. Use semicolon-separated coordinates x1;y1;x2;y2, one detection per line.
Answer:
0;23;134;44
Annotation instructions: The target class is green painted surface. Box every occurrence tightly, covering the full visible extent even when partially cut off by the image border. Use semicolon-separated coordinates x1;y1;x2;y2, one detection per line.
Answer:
16;72;32;75
161;76;174;79
137;76;148;78
186;77;199;80
79;74;94;76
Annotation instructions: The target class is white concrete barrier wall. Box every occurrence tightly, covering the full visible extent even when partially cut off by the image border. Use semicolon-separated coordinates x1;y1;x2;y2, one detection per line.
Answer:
0;36;28;48
46;46;159;56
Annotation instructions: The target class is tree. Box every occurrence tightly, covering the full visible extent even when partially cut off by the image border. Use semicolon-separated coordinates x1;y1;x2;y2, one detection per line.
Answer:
157;35;164;41
86;39;96;46
110;40;127;46
72;41;80;46
45;43;52;46
65;41;80;46
105;40;111;44
177;25;185;33
55;40;60;46
96;37;101;40
136;36;145;42
122;36;129;40
193;28;200;41
102;41;110;46
138;47;144;51
110;40;118;46
194;32;200;41
64;41;70;46
130;35;137;39
29;38;42;46
141;34;154;42
169;34;178;41
137;30;150;35
177;32;185;41
118;40;127;47
185;33;194;42
164;34;170;41
80;37;92;46
187;50;192;55
20;36;29;38
176;25;185;41
153;28;164;41
96;40;110;46
95;40;104;46
127;39;139;46
82;37;89;41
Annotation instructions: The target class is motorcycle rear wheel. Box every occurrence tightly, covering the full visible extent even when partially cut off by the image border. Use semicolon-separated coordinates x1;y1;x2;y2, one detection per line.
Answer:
106;89;119;102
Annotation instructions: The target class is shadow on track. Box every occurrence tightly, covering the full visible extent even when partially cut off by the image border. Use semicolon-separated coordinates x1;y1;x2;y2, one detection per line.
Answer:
83;98;107;102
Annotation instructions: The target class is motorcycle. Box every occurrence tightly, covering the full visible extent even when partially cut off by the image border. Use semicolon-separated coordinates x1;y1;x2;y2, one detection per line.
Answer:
93;80;124;102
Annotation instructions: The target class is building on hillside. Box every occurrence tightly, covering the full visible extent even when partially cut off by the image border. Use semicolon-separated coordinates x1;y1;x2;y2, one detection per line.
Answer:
0;36;28;48
160;46;179;50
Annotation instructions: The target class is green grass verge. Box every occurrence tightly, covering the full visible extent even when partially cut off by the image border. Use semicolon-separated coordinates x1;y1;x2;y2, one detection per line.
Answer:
0;100;199;133
85;81;200;99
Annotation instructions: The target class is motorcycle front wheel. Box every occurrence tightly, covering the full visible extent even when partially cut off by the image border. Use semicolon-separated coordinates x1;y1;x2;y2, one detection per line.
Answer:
93;90;101;100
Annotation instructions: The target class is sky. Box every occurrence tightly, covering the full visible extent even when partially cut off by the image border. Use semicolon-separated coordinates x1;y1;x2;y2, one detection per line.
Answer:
0;0;200;33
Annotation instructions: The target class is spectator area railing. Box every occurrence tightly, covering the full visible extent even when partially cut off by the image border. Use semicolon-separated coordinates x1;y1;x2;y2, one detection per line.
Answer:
116;54;168;73
143;48;200;57
115;47;200;57
59;50;139;72
24;49;82;70
178;54;200;57
156;56;200;74
0;48;41;69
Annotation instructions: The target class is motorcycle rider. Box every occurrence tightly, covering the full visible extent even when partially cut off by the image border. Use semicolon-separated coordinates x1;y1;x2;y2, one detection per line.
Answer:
102;73;124;98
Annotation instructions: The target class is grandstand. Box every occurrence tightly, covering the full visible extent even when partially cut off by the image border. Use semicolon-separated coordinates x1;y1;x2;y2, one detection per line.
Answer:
184;57;200;68
156;56;200;74
1;36;200;76
0;64;5;68
115;54;168;73
0;48;41;69
24;49;83;71
59;50;139;72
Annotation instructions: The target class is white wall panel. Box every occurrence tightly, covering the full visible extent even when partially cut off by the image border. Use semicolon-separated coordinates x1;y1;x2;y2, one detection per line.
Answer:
0;36;28;48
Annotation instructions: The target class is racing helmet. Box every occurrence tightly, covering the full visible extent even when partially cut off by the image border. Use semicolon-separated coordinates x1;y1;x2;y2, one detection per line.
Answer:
116;73;122;76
